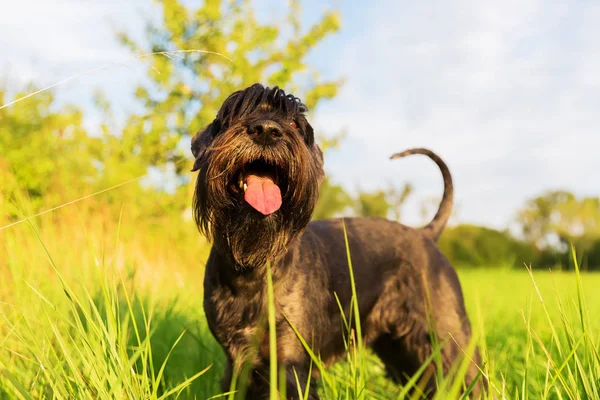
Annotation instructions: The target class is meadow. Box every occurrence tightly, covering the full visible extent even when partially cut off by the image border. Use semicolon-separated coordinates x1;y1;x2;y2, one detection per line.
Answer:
1;201;599;400
3;1;600;396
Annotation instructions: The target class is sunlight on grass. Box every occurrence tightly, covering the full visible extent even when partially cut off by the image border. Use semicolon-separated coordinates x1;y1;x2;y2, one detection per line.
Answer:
2;207;599;399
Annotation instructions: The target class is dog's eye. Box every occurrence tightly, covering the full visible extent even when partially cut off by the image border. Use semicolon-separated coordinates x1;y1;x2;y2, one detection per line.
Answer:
288;120;297;129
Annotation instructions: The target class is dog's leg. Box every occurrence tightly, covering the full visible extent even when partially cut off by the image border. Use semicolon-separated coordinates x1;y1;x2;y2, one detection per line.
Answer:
220;358;233;394
282;363;319;400
372;327;479;398
241;362;317;400
364;255;487;398
371;331;438;398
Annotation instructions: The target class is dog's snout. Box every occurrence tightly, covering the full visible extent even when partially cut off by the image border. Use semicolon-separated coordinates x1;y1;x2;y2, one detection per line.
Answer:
248;120;283;144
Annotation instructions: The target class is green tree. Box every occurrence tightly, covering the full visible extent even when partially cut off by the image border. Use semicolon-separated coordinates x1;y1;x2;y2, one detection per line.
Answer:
354;190;390;219
517;190;600;249
517;190;575;249
516;190;600;269
352;183;413;220
313;177;352;220
438;224;537;269
387;183;413;221
0;87;101;219
116;0;341;184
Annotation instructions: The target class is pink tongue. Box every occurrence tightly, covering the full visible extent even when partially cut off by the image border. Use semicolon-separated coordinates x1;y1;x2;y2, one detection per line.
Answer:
244;174;282;215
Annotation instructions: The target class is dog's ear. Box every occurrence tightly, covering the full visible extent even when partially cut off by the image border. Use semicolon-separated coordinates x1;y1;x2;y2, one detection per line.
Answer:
304;120;315;147
301;119;324;183
315;145;325;184
312;142;325;185
191;120;220;171
191;119;219;158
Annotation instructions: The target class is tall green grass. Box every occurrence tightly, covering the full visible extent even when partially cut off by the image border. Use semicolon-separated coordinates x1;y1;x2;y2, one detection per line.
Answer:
2;205;600;399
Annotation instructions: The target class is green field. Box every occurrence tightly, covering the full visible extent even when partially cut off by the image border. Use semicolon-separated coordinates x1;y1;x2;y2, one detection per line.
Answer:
2;0;599;397
1;210;599;399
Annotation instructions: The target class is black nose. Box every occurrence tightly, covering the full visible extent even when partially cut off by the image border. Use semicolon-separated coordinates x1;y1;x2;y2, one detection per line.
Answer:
248;120;283;145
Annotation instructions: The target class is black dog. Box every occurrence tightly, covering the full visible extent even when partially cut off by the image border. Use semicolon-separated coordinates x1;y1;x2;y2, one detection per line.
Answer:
191;84;485;399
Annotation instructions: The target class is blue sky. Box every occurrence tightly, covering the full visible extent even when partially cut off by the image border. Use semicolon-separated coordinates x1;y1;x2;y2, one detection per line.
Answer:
2;0;599;229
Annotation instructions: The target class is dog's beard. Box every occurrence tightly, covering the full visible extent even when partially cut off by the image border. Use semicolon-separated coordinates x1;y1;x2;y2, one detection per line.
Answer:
193;126;322;270
219;210;291;269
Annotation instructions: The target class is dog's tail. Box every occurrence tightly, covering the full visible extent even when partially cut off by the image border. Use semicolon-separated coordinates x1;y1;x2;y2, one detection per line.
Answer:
390;148;453;242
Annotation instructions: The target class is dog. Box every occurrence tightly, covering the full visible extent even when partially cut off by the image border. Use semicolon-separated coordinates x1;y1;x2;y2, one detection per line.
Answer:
191;83;485;399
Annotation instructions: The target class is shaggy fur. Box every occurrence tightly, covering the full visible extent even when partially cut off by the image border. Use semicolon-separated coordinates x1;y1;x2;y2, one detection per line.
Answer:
191;83;486;399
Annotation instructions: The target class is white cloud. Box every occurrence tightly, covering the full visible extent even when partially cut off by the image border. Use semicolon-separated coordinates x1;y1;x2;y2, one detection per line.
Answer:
0;1;146;73
313;0;600;228
1;0;154;128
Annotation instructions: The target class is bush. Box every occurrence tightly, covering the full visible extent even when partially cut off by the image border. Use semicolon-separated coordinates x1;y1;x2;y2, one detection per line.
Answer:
439;224;537;269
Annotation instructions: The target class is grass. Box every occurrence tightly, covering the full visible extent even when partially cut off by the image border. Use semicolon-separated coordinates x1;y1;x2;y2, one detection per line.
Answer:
1;206;600;399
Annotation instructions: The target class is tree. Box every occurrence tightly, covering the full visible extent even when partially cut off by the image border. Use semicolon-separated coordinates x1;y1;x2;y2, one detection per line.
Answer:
517;190;600;248
354;190;390;219
0;87;101;219
116;0;342;182
352;183;413;220
387;183;413;222
516;190;600;269
438;224;537;268
517;190;575;249
312;177;352;220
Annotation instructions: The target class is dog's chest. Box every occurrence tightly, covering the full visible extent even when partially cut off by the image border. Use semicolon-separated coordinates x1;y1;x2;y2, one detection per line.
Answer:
204;280;306;364
205;283;263;341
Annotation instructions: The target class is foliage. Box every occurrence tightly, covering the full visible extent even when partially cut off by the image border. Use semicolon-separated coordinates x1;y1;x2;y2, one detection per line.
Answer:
0;87;192;230
438;224;537;269
354;190;390;219
0;88;101;219
516;190;600;270
313;177;353;220
353;183;413;220
432;191;600;271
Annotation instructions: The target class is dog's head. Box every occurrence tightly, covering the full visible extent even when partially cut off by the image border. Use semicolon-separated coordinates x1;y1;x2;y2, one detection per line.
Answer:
191;83;324;269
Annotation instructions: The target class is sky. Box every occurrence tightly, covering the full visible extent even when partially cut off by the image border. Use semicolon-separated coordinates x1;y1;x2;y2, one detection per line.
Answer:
2;0;599;229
